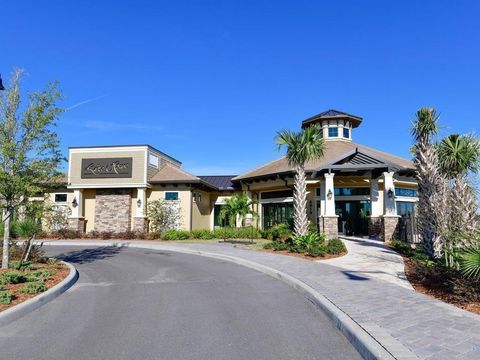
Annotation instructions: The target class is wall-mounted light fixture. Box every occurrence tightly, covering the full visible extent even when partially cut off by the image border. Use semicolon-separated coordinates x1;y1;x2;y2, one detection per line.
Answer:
327;189;333;200
137;198;142;208
387;189;394;198
72;197;78;208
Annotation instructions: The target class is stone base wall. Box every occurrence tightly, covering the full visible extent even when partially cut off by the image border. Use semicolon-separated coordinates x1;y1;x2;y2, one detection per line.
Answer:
319;216;338;240
94;189;132;232
68;218;85;233
368;217;382;239
382;216;400;244
133;217;148;233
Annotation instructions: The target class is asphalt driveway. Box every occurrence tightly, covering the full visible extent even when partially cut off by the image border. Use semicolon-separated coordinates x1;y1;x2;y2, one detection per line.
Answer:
0;246;361;360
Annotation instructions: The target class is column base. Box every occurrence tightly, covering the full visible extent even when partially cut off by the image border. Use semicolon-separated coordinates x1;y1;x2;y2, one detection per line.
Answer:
368;216;382;239
319;216;339;240
382;216;400;244
133;217;149;233
68;218;85;233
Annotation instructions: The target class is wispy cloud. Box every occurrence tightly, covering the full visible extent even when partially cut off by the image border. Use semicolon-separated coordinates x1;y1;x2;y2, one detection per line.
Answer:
82;120;163;131
66;94;108;111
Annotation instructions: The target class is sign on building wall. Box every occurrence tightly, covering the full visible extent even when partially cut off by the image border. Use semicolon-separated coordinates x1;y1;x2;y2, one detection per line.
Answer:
81;158;133;179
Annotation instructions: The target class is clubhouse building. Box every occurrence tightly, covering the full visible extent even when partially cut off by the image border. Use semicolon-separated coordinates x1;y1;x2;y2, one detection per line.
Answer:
47;110;418;241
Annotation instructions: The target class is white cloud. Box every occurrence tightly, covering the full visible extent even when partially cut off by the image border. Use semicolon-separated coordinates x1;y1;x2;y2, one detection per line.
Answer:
66;94;108;111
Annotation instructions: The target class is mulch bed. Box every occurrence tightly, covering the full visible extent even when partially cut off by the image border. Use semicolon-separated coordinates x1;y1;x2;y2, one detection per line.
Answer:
401;256;480;315
0;262;69;312
258;248;347;261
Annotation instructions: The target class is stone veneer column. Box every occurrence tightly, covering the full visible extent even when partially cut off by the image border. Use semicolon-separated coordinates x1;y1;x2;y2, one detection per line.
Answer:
94;189;132;233
368;177;382;238
319;173;338;239
133;188;148;233
381;171;400;243
68;189;85;233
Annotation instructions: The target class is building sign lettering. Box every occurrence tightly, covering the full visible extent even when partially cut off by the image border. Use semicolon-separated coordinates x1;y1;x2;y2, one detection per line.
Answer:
81;158;133;178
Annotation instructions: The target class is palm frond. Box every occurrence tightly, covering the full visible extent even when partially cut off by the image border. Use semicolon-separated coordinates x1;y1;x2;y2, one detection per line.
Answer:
460;247;480;279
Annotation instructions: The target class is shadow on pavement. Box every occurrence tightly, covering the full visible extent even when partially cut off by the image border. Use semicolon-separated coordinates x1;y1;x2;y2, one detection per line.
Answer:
56;246;123;264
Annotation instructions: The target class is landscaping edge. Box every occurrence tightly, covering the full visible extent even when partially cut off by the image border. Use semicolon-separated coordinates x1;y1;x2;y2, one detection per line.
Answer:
0;261;78;327
37;240;407;360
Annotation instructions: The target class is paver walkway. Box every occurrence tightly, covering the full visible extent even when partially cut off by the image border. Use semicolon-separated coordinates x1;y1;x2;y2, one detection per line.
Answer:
323;236;413;289
40;239;480;359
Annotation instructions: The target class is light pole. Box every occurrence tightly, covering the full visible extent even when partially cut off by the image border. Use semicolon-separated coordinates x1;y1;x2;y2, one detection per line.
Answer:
0;74;5;90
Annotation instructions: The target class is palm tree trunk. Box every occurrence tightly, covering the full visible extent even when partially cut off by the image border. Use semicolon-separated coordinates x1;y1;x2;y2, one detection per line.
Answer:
449;176;478;247
415;141;448;258
293;165;309;236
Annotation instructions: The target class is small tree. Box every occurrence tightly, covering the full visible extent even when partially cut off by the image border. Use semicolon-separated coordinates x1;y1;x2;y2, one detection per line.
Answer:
0;69;63;268
147;199;181;232
219;193;258;228
42;199;71;231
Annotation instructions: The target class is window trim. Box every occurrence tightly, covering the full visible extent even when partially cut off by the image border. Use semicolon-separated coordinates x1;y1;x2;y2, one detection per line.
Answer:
328;127;339;137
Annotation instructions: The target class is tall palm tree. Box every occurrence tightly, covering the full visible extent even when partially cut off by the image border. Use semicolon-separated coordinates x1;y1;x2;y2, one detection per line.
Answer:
437;134;480;241
412;108;449;258
276;126;325;236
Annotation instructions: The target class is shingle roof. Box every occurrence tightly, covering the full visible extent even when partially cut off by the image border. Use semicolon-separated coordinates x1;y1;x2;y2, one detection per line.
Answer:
302;109;363;128
198;176;239;190
232;140;414;181
149;163;200;183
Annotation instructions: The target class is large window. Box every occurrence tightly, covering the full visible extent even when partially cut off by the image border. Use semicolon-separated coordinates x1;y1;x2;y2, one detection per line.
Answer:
262;203;293;229
397;201;416;217
334;187;370;196
165;192;179;201
343;128;350;138
214;205;230;227
395;188;417;197
328;127;338;137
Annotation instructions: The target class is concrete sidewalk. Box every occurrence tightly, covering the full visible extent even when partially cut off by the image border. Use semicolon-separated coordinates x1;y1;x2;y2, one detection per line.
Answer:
40;239;480;359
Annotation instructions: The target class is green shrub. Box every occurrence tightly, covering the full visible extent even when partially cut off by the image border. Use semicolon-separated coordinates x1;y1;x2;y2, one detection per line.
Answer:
307;245;326;257
460;247;480;280
162;230;191;240
20;282;47;295
0;290;14;305
273;241;290;251
2;271;26;284
325;238;347;255
293;233;325;253
263;241;276;249
391;240;431;263
16;219;42;238
9;260;33;270
262;223;292;241
191;229;215;240
147;231;162;240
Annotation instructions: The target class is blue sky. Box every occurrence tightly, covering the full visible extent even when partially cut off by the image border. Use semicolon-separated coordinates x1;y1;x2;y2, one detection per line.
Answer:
2;1;479;175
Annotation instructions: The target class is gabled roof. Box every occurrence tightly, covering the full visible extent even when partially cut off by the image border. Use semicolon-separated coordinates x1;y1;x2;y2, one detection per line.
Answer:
149;164;227;191
198;176;239;190
232;140;414;181
302;109;363;129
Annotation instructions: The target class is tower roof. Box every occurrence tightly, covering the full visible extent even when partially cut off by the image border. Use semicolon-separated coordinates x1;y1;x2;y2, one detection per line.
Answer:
301;109;363;129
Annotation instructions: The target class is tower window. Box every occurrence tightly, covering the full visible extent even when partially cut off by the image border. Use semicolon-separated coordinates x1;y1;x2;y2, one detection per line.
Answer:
328;127;338;137
343;128;350;138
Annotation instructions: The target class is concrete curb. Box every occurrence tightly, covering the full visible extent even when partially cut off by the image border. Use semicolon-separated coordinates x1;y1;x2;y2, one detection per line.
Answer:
39;241;398;359
0;261;78;327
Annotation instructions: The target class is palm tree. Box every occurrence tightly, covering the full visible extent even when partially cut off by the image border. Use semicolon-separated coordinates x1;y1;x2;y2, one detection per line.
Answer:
437;134;480;179
412;108;449;258
276;126;325;236
437;134;480;242
219;193;258;228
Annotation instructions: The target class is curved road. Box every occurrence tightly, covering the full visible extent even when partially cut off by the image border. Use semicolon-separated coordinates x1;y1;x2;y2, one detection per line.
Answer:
0;246;361;360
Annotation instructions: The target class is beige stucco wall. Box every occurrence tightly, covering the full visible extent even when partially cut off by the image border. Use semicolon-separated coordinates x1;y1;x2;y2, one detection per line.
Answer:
69;149;146;186
147;186;191;230
191;190;212;230
83;189;96;232
41;190;74;231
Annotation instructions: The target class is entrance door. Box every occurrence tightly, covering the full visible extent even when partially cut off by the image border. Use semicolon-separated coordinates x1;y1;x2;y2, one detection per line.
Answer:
335;201;370;236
